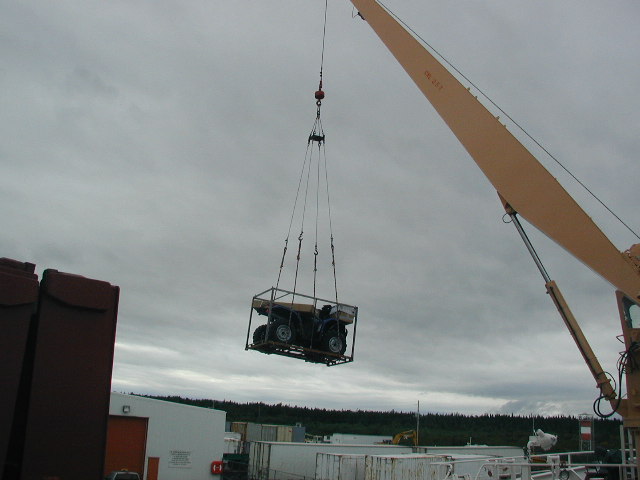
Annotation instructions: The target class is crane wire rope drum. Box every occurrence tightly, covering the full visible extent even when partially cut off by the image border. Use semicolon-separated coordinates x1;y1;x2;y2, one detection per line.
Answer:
246;1;358;366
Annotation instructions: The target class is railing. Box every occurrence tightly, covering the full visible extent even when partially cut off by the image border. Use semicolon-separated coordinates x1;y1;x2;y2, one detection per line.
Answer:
431;452;634;480
248;450;636;480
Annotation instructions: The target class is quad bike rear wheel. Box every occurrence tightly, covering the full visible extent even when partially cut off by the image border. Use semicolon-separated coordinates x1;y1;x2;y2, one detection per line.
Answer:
321;329;346;355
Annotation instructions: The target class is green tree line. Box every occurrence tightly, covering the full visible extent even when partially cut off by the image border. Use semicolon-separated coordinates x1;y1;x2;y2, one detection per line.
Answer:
141;395;621;452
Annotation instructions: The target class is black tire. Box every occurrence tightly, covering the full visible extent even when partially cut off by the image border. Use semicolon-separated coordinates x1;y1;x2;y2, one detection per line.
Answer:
269;319;296;344
321;329;346;355
253;324;268;344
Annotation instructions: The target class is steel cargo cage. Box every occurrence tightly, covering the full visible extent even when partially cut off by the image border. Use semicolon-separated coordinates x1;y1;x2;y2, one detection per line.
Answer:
245;287;358;366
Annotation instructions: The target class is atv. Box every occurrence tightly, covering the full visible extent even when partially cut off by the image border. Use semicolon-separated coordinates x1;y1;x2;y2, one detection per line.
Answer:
252;302;348;356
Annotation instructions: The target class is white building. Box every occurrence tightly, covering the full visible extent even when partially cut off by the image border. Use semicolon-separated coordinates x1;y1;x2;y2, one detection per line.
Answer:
107;393;226;480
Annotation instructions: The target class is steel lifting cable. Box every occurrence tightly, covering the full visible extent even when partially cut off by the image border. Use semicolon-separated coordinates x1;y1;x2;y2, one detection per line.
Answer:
292;144;315;301
313;139;321;301
273;141;315;332
275;140;313;292
276;0;336;307
322;143;339;305
309;0;340;305
317;0;328;109
275;141;314;291
308;129;338;304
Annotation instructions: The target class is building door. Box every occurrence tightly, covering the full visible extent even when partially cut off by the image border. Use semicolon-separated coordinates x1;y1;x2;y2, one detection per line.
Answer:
147;457;160;480
104;415;148;477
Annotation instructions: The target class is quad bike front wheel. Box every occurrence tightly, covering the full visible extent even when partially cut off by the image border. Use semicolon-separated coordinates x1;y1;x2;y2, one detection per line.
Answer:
252;324;272;352
253;324;267;344
269;319;296;344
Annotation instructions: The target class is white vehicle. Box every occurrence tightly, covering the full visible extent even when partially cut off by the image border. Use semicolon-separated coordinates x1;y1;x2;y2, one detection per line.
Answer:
104;470;140;480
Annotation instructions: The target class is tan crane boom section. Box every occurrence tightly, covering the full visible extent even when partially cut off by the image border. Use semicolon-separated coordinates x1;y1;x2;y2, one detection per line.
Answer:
349;0;640;446
349;0;640;304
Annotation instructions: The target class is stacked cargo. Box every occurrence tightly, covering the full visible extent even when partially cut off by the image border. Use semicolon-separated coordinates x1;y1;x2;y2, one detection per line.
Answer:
248;423;264;442
249;443;528;480
249;442;423;480
365;454;451;480
231;422;248;441
326;434;392;445
230;422;305;443
316;454;367;480
277;426;294;443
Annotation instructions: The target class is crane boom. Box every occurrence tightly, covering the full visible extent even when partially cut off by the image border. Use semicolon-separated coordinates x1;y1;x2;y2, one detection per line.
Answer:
349;0;640;303
349;0;640;453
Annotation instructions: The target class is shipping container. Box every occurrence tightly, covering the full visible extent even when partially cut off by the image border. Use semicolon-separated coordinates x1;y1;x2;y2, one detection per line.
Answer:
0;258;38;474
365;454;450;480
277;425;294;442
262;425;278;442
247;423;263;442
327;434;391;445
316;453;367;480
21;269;119;480
232;422;249;441
230;422;305;443
292;426;306;443
248;441;419;480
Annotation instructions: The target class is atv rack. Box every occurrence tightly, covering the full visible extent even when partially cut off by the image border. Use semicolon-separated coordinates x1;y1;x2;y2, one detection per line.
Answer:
245;287;358;366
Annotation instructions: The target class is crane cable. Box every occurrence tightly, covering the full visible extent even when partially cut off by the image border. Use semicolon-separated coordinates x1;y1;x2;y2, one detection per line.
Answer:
275;0;338;305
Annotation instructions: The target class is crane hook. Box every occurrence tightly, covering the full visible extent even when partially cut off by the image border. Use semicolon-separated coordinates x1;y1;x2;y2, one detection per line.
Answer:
315;78;325;108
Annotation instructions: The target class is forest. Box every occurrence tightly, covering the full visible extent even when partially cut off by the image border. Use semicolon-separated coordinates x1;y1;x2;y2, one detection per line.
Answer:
141;395;622;452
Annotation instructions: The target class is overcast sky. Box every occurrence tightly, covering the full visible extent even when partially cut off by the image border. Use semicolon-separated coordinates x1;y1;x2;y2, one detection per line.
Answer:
2;0;639;426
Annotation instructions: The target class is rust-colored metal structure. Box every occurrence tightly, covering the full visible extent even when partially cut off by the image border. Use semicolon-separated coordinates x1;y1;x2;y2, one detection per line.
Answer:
0;258;38;478
1;260;119;480
350;0;640;465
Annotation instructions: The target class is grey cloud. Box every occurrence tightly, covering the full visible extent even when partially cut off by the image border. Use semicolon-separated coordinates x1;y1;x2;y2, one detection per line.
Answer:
2;0;638;417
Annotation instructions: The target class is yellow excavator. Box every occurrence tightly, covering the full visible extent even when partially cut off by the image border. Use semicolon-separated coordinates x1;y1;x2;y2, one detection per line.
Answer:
349;0;640;469
391;430;418;446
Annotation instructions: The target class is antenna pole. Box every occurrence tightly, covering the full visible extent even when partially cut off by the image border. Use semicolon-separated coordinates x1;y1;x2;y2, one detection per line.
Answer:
416;400;420;445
